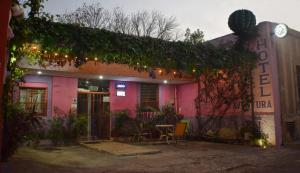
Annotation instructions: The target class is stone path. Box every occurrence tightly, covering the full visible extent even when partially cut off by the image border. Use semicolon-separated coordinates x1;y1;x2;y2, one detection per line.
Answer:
80;141;161;156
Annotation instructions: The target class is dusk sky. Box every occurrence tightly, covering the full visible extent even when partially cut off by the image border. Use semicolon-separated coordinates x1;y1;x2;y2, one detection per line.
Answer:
44;0;300;40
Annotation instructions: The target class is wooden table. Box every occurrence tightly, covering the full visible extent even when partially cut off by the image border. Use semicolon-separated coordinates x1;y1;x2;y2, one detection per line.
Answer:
155;124;174;143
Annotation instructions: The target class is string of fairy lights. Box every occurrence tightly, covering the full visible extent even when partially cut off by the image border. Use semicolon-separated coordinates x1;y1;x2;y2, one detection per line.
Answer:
28;44;196;81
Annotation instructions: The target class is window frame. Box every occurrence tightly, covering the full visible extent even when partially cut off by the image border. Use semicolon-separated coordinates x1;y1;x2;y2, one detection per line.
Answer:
140;83;159;109
19;86;48;116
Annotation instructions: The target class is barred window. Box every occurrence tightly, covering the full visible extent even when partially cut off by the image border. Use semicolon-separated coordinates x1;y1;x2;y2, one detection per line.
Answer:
19;87;47;116
140;84;158;109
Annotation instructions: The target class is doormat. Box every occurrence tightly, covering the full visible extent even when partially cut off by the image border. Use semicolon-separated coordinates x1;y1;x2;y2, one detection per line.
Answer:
80;141;161;156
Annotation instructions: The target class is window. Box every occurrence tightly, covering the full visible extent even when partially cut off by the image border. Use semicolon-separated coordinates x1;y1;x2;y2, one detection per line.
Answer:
19;87;47;116
140;84;158;109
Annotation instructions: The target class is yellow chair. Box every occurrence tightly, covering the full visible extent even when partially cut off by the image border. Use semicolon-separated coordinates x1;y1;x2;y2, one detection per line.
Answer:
168;122;187;144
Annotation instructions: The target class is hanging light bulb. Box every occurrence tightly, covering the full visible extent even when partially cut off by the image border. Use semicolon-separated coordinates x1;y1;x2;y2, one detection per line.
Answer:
64;55;68;58
54;53;58;56
32;46;37;50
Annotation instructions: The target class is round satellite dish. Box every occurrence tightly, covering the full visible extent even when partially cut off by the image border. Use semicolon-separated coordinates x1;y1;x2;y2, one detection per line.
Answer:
274;24;288;38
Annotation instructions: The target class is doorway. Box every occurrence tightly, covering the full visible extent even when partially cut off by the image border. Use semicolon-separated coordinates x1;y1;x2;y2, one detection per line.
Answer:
77;79;110;140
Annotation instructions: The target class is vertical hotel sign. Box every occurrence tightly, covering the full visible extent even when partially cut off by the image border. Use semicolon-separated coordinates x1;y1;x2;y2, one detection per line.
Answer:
252;38;274;113
249;23;277;145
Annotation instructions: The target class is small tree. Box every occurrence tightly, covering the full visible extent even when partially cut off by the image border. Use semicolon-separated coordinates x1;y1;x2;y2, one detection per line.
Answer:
184;28;204;44
57;2;110;28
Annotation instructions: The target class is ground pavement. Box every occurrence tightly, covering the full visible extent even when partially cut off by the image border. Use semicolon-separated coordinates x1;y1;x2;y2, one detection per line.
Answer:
10;141;300;173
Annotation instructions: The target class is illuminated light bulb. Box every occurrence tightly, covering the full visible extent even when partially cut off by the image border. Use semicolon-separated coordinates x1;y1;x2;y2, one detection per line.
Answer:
32;46;37;50
99;75;103;79
37;71;42;75
258;139;263;147
173;71;176;75
44;50;47;53
94;57;98;61
64;55;68;58
159;69;162;73
86;81;89;84
192;69;196;73
144;65;147;68
85;57;88;60
163;80;168;84
54;53;58;56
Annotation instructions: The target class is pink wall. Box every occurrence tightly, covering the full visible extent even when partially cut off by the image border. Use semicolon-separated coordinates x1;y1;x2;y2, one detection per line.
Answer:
177;83;198;117
52;77;78;116
159;84;175;108
109;81;138;117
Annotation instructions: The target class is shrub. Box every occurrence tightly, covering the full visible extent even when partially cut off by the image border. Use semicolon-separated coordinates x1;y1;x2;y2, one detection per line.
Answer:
113;110;137;137
48;116;65;145
1;103;42;161
161;103;182;125
48;113;88;145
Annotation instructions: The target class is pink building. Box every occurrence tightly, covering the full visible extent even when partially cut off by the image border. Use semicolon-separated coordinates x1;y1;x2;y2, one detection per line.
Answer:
17;21;300;146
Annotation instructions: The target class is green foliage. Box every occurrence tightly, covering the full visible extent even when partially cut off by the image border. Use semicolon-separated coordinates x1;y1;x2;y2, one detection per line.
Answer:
22;0;49;18
1;103;42;161
48;116;65;145
74;113;88;137
48;113;88;145
10;16;257;74
184;28;204;45
228;9;257;37
161;103;181;125
113;110;137;137
114;110;131;130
